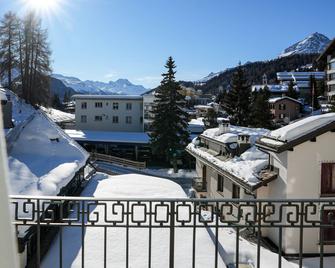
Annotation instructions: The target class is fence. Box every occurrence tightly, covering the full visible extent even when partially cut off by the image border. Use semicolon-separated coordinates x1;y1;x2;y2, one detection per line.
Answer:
91;152;146;169
10;196;335;268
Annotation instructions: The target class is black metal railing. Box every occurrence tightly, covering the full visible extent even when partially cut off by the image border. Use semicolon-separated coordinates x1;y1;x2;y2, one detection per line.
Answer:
10;196;335;268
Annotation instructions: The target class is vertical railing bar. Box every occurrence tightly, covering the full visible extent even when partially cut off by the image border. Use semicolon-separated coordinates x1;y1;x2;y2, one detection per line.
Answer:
148;201;152;268
257;201;261;268
169;201;175;268
278;227;282;268
215;202;219;268
104;226;107;268
192;201;196;268
81;200;85;268
320;205;324;268
37;199;41;268
299;202;304;268
59;226;63;268
126;201;129;268
235;226;239;268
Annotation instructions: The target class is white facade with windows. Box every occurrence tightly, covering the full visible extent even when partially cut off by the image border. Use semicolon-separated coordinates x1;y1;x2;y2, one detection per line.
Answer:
74;95;144;132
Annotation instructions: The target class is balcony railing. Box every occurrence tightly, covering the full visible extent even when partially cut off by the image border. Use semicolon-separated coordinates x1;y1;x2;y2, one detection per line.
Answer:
9;196;335;268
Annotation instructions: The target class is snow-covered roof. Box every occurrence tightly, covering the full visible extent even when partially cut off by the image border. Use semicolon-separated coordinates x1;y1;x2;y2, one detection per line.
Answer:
65;129;150;144
257;113;335;152
268;96;302;104
188;118;205;134
202;125;269;145
187;142;269;187
72;94;143;100
7;112;89;196
252;84;289;93
194;105;212;109
42;173;225;267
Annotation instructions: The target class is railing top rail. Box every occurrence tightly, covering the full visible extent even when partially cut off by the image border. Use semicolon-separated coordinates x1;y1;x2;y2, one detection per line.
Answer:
8;195;335;202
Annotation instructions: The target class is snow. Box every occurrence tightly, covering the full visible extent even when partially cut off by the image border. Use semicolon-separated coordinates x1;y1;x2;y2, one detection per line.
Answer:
188;118;205;133
266;113;335;142
202;125;269;145
72;94;143;100
40;107;75;123
269;96;302;104
53;73;147;95
252;84;290;93
290;257;335;268
187;142;268;186
7;111;89;196
279;32;330;58
42;173;226;268
0;88;7;101
65;129;150;144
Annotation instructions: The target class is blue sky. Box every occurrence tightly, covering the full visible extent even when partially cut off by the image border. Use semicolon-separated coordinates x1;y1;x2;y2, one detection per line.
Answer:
0;0;334;88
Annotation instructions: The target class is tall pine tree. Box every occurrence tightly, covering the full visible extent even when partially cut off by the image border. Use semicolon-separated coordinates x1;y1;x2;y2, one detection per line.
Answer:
150;57;190;161
250;87;273;129
0;12;20;91
286;81;299;99
222;64;251;126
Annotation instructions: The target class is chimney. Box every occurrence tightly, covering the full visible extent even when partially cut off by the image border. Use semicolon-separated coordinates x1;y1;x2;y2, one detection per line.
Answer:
217;118;230;135
237;134;251;156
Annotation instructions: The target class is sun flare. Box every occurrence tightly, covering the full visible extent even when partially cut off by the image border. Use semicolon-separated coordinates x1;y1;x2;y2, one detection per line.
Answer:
21;0;64;16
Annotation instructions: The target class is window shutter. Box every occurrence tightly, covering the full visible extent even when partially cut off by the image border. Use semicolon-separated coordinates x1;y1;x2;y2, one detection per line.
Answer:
321;163;335;194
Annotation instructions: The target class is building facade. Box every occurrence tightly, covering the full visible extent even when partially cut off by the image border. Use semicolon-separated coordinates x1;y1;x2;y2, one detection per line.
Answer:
268;96;301;124
317;39;335;101
74;95;144;132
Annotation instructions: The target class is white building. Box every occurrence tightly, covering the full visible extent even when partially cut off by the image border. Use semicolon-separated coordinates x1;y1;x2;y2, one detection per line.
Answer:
187;113;335;255
73;95;144;132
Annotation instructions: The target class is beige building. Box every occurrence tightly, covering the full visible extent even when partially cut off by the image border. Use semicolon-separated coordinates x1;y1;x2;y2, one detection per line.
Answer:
317;38;335;101
187;113;335;255
74;95;144;132
268;96;301;124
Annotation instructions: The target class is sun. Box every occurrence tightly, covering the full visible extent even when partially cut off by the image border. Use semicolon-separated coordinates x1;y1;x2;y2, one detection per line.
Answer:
21;0;64;16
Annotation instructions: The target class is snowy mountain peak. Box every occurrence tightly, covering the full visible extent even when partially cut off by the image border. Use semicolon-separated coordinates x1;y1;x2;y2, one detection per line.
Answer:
279;32;331;58
52;74;147;95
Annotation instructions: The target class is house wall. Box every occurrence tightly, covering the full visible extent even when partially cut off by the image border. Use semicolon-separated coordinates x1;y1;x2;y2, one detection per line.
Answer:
264;131;335;254
270;100;300;123
75;98;144;132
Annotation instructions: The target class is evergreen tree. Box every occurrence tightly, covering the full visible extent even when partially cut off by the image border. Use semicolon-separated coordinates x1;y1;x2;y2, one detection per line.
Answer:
0;12;20;90
18;12;51;106
309;75;320;110
150;57;190;160
222;64;251;126
286;81;299;99
63;90;70;103
203;108;218;129
250;87;273;129
51;93;63;109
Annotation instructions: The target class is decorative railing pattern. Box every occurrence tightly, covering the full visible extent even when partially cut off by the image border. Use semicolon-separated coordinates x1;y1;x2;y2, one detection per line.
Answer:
10;196;335;268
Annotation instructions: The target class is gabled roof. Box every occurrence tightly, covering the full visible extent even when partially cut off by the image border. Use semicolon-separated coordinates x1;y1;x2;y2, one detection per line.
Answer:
256;113;335;153
317;38;335;63
268;96;302;105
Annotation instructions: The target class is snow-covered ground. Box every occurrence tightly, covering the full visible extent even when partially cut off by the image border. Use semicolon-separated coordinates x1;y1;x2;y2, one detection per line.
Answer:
40;106;75;123
7;111;88;196
290;257;335;268
42;173;226;268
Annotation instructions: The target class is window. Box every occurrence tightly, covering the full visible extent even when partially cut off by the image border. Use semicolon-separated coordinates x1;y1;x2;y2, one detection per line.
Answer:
279;113;286;119
321;210;335;242
140;116;143;124
126;103;132;110
232;184;240;199
217;174;224;193
113;102;119;110
80;115;87;123
95;102;103;108
279;103;286;110
126;116;132;124
321;163;335;196
112;116;119;123
94;115;103;121
81;102;87;109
